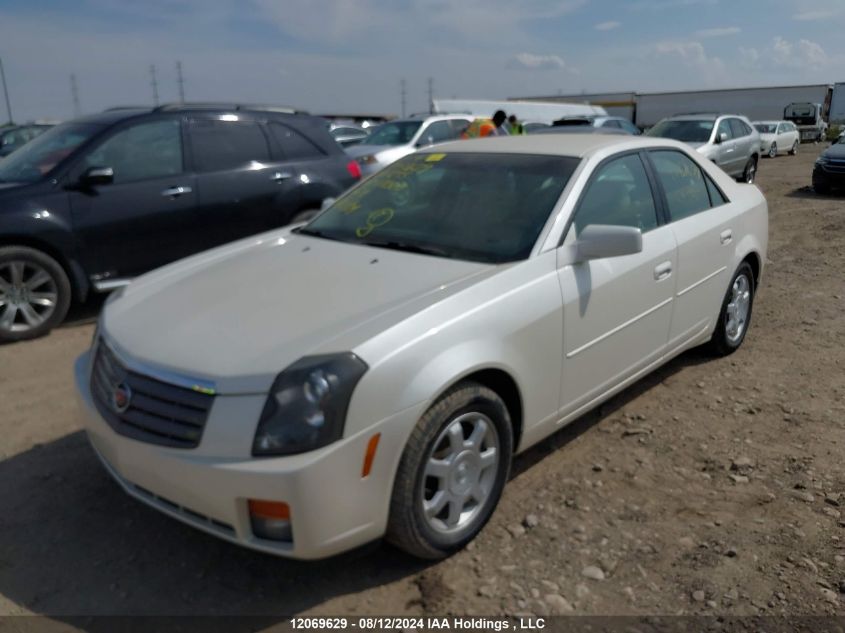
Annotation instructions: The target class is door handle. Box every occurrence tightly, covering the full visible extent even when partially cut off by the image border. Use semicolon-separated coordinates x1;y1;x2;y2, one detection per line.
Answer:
161;186;192;197
654;261;672;281
270;172;293;182
720;229;733;245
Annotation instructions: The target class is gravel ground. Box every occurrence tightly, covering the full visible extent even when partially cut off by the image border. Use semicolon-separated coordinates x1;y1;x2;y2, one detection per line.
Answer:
0;146;843;621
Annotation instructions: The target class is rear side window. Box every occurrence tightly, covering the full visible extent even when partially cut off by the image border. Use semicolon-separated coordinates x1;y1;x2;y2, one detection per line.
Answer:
706;177;728;207
649;150;711;221
449;119;471;136
189;119;270;172
269;123;325;160
573;153;658;235
83;119;183;184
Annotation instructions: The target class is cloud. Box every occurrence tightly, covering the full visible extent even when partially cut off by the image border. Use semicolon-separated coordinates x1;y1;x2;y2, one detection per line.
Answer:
771;36;829;68
508;53;566;70
695;26;741;38
792;10;836;21
594;21;621;31
654;39;727;84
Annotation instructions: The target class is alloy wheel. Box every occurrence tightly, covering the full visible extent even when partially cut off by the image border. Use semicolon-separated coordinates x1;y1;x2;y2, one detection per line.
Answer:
421;412;500;534
725;273;751;345
0;260;59;334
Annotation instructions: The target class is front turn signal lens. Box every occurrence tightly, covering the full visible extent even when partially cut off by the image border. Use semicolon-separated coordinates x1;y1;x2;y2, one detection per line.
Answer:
362;433;381;478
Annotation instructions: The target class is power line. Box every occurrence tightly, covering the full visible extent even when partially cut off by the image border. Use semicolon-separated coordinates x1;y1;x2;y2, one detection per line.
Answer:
176;61;185;103
150;64;159;106
0;56;13;124
70;74;80;117
400;78;406;118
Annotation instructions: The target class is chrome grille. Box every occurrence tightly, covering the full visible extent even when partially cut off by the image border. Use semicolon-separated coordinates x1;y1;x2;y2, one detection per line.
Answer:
90;340;214;448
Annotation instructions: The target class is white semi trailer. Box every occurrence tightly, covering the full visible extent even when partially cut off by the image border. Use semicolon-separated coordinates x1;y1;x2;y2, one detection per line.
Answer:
431;98;606;126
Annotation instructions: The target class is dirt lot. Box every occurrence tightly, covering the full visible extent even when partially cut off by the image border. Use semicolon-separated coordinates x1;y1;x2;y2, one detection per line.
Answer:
1;147;844;622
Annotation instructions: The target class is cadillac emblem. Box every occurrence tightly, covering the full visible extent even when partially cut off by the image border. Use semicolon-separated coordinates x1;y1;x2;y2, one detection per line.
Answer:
111;383;132;414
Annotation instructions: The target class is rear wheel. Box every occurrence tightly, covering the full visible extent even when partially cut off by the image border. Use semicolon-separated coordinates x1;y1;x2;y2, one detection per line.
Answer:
0;246;71;343
739;156;757;184
386;382;512;559
814;180;831;195
768;143;777;158
789;141;799;155
706;262;754;356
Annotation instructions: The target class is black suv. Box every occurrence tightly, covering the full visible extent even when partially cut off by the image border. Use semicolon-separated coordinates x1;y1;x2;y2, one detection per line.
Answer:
0;104;361;341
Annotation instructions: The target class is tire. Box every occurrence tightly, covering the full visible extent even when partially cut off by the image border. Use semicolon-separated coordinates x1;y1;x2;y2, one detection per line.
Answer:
706;262;755;357
739;156;757;184
0;246;71;343
768;143;777;158
386;382;513;559
789;141;799;156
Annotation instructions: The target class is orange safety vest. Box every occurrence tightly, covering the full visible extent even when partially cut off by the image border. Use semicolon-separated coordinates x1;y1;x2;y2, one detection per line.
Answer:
461;118;496;139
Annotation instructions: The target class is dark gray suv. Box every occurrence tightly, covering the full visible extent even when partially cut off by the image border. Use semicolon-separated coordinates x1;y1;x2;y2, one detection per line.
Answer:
0;103;361;341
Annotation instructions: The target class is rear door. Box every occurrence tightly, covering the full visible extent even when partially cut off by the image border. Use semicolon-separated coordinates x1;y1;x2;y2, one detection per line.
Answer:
729;118;752;171
646;149;737;348
188;115;303;250
69;117;199;279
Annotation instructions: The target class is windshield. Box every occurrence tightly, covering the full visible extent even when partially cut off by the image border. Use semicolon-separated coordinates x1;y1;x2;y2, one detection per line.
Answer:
647;119;714;143
754;123;777;134
300;152;579;264
363;121;423;146
0;123;101;183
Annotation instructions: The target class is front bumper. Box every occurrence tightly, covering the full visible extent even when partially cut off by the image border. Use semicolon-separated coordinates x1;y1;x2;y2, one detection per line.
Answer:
74;350;421;560
813;163;845;188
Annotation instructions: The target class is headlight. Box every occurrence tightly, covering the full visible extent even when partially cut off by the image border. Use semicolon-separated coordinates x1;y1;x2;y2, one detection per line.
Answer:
816;155;829;166
357;155;378;165
252;353;368;456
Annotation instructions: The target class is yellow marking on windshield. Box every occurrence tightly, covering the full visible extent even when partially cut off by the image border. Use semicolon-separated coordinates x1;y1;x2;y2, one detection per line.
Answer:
425;153;446;162
355;207;395;238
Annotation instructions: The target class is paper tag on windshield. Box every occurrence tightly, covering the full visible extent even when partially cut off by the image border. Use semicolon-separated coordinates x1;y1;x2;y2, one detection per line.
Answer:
426;153;446;162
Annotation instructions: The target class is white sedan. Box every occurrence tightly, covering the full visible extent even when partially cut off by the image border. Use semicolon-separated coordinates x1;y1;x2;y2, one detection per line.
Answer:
753;120;800;158
74;135;768;560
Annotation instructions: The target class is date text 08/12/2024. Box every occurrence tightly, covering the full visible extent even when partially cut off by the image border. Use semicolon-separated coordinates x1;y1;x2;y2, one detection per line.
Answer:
289;617;548;630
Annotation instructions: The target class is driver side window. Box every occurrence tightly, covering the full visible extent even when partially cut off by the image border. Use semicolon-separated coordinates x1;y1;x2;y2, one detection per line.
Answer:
573;154;658;237
82;119;183;184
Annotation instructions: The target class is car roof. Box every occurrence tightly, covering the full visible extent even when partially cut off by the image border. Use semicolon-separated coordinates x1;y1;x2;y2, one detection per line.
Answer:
752;120;783;124
423;134;683;159
72;104;310;126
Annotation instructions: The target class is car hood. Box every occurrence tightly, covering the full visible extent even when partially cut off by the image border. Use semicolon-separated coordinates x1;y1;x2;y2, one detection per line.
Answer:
823;143;845;159
102;230;494;394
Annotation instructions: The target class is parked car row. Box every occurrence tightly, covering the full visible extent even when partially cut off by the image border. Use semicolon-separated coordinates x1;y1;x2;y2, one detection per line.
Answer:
0;104;361;341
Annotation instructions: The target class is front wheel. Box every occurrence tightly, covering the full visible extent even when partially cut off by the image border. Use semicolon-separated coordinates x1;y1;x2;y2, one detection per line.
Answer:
386;382;512;559
768;143;777;158
706;262;755;356
789;141;799;155
0;246;72;343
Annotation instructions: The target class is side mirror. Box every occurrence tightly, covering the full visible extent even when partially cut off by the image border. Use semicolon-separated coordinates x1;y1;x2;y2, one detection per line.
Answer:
576;224;643;261
80;166;114;186
416;135;434;148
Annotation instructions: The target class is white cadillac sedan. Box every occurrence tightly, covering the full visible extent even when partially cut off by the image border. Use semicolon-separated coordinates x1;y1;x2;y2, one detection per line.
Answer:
74;135;768;560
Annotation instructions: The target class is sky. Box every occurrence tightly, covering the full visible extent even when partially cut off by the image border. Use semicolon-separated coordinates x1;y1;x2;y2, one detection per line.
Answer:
1;0;844;121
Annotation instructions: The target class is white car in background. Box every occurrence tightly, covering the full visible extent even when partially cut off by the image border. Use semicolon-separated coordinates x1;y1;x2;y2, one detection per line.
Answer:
75;135;768;560
753;120;800;158
346;115;473;176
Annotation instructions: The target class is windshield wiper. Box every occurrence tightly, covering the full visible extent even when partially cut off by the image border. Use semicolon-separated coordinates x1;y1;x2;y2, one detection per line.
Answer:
359;239;451;258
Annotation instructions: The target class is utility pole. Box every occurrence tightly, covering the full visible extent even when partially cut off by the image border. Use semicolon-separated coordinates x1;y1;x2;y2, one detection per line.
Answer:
150;64;159;106
427;77;434;114
70;74;80;117
0;56;13;124
176;61;185;103
400;78;407;118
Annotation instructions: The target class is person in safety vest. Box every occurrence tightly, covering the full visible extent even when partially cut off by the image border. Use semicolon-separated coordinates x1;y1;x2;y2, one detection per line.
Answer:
507;114;525;135
461;110;510;139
